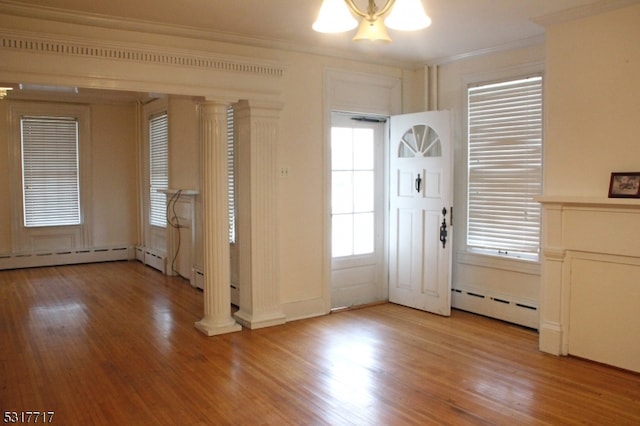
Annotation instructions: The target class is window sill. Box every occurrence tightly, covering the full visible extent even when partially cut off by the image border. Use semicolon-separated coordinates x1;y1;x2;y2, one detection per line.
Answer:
456;250;541;275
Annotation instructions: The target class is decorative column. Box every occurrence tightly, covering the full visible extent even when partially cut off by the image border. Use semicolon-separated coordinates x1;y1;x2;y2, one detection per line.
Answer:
194;101;242;336
233;100;286;329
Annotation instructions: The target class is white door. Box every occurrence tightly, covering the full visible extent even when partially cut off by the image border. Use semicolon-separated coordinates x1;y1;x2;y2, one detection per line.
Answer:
388;111;453;315
331;113;385;309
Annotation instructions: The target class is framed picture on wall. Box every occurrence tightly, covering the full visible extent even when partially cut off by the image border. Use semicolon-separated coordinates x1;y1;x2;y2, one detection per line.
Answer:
608;172;640;198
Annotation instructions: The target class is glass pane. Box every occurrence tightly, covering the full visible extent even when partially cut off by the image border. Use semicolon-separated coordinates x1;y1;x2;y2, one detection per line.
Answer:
353;171;373;212
412;125;426;152
425;139;442;157
398;141;416;158
331;127;353;170
353;212;374;255
402;132;417;152
332;214;353;257
424;128;441;157
331;120;378;259
353;129;374;170
332;171;353;214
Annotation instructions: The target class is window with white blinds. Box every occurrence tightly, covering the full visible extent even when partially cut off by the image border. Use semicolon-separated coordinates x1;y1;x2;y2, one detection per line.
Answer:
467;75;543;259
149;113;168;228
20;116;81;227
227;105;236;244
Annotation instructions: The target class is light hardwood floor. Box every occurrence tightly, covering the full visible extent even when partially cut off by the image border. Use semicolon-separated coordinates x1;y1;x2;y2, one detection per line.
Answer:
1;261;639;425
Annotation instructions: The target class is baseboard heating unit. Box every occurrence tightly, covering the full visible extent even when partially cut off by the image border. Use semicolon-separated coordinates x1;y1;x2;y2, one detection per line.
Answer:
452;286;539;329
135;246;166;274
0;246;135;270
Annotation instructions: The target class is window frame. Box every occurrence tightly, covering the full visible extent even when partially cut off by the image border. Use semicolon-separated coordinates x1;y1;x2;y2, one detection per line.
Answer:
149;112;169;228
20;115;81;228
9;102;92;253
463;68;544;265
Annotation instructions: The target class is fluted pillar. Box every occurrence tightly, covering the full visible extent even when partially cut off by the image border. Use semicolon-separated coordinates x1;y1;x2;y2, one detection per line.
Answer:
233;100;286;329
195;101;242;336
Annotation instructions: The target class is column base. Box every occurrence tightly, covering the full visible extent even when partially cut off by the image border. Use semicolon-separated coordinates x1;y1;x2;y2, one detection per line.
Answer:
194;317;242;336
234;309;286;330
539;321;566;355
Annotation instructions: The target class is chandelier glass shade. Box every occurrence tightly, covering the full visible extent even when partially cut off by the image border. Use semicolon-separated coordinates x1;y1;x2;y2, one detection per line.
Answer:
313;0;431;42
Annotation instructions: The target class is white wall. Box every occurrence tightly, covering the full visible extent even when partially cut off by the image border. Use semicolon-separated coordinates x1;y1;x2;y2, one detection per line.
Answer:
90;103;138;247
537;2;640;372
544;4;640;196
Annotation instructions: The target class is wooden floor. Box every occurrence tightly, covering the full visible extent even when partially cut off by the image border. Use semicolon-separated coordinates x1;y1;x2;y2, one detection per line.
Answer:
1;261;639;425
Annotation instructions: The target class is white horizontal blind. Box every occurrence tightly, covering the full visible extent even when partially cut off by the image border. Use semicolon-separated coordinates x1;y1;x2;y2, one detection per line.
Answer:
227;106;236;244
21;116;80;227
467;75;543;257
149;113;168;227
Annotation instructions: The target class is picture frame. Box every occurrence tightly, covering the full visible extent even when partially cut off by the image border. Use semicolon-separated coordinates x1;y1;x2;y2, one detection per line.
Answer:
608;172;640;198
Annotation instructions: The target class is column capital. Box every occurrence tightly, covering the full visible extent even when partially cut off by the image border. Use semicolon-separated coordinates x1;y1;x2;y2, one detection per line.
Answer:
233;99;284;118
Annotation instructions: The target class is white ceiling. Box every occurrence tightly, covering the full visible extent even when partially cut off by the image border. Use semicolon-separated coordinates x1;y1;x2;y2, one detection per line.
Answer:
1;0;619;66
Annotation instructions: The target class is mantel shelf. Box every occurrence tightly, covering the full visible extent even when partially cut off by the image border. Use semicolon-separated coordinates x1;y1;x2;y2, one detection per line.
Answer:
535;196;640;208
159;189;199;196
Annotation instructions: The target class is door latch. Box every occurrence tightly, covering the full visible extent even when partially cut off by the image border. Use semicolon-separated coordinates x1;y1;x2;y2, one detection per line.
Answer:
439;207;448;249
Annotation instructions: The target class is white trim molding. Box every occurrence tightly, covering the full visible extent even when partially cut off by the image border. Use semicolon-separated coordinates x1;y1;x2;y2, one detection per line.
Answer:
532;0;640;28
0;30;286;78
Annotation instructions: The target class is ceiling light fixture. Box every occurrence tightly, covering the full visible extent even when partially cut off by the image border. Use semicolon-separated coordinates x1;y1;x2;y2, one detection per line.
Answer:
0;87;13;99
313;0;431;43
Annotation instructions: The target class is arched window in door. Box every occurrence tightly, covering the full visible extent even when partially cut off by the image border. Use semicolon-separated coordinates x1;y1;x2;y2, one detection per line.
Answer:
398;124;441;158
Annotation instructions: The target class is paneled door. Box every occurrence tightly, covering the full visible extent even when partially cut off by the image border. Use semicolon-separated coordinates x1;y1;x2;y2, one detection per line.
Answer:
389;111;453;315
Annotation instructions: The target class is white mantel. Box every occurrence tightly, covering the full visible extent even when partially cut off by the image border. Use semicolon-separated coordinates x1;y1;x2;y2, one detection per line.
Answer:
536;196;640;372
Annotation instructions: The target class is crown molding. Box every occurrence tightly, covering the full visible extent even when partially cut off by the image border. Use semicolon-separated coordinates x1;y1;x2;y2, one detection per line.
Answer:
427;34;545;66
0;28;286;79
532;0;640;27
0;0;420;69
